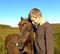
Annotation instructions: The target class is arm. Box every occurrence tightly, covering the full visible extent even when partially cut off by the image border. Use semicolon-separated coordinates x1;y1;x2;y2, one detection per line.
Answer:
45;24;54;54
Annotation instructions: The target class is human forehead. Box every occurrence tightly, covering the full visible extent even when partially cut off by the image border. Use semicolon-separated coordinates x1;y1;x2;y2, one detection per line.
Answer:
30;14;37;19
30;16;37;20
30;13;37;17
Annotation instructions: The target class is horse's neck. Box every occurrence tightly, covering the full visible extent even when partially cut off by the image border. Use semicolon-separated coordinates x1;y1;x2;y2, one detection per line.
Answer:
30;30;34;38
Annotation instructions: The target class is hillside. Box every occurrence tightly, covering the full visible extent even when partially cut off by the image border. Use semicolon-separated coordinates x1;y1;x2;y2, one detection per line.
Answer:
51;24;60;28
0;24;12;28
0;24;60;54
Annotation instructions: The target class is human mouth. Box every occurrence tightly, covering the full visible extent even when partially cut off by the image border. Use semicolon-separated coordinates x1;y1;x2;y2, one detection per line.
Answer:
32;21;35;24
32;21;36;25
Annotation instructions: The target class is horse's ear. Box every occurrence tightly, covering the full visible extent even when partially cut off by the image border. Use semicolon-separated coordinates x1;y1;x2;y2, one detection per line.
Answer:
21;16;24;20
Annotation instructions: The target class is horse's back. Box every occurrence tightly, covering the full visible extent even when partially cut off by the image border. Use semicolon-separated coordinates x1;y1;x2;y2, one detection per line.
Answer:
5;34;22;54
5;34;19;44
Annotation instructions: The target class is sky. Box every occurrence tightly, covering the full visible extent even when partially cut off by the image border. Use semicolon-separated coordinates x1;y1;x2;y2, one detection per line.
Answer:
0;0;60;27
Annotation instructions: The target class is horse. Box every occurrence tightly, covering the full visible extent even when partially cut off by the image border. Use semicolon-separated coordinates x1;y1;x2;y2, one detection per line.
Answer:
5;34;21;54
5;17;34;54
18;17;34;54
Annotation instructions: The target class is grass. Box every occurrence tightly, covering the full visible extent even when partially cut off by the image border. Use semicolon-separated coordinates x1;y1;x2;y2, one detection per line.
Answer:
0;26;20;54
53;27;60;54
0;24;60;54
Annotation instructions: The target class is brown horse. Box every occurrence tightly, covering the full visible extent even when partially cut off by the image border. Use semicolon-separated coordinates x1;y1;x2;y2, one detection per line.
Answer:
18;17;34;54
5;34;21;54
5;17;34;54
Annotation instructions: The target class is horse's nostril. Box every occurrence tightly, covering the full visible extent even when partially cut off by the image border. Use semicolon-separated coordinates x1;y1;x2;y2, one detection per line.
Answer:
23;52;27;54
18;42;24;51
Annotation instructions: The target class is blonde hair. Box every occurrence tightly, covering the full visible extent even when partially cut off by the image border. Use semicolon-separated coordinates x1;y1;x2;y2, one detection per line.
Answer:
28;8;42;18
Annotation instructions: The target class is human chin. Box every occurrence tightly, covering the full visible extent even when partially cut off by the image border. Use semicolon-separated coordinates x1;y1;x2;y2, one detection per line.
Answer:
32;21;37;26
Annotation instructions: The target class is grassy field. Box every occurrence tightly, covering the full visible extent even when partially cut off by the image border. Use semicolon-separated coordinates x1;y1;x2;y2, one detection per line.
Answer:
0;24;60;54
0;25;20;54
52;24;60;54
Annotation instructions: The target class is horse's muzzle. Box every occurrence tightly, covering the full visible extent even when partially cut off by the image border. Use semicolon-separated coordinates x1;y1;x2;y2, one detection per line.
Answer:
18;42;25;51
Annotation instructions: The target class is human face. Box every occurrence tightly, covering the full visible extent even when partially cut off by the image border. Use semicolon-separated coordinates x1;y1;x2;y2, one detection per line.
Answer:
30;16;39;26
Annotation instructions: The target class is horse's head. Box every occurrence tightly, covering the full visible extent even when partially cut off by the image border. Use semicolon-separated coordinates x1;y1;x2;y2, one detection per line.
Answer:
18;17;34;51
18;17;33;31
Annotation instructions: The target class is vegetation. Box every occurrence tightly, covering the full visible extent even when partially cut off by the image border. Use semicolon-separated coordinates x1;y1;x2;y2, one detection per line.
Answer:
0;24;11;28
52;24;60;54
0;24;60;54
0;24;20;54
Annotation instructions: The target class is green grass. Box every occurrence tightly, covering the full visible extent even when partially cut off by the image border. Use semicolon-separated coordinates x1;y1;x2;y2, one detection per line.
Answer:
0;24;60;54
53;27;60;54
0;25;20;54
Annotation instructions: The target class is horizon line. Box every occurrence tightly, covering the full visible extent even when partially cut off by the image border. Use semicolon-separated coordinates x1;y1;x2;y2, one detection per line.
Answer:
0;23;60;27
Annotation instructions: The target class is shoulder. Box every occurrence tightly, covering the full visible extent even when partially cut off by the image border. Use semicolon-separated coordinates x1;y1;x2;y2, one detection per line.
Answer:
44;22;52;28
44;22;53;33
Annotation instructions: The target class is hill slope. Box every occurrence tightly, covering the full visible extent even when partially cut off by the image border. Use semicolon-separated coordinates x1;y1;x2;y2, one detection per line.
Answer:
0;24;11;28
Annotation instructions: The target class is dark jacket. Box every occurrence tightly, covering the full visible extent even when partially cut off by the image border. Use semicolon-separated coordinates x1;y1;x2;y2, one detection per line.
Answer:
35;22;54;54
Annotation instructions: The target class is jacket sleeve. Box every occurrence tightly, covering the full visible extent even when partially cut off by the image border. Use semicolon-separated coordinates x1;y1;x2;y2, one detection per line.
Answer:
45;25;54;54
